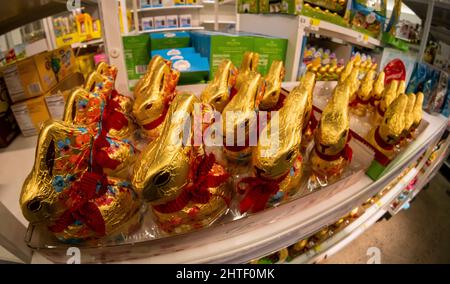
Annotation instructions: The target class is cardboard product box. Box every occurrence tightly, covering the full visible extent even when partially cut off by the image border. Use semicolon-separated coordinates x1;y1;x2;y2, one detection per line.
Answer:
44;72;85;120
174;0;186;5
0;76;20;147
151;47;197;59
3;51;57;103
160;0;172;6
149;31;191;51
166;15;179;28
253;36;288;75
154;16;167;29
238;0;259;13
280;0;302;15
142;17;155;31
206;33;255;79
140;0;152;7
123;35;150;88
186;0;198;4
259;0;284;13
11;96;51;137
52;46;77;82
171;53;210;84
179;14;192;27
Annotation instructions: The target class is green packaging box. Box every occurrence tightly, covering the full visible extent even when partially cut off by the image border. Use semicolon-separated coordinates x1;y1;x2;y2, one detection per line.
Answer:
280;0;302;15
149;31;191;51
238;0;259;13
122;35;150;88
209;35;255;79
253;36;287;75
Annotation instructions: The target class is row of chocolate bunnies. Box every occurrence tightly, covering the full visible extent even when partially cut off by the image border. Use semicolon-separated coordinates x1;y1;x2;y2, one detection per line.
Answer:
19;52;423;242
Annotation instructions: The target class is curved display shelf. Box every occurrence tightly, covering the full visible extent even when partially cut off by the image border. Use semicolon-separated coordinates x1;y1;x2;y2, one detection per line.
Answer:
138;26;205;34
137;5;204;12
18;82;446;264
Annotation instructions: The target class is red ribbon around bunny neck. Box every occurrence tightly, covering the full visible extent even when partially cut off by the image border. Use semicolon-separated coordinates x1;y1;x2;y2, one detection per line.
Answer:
237;169;289;214
153;153;230;214
314;134;353;163
49;172;108;236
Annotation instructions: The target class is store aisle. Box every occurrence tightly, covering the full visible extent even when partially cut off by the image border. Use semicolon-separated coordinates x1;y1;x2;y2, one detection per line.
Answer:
322;172;450;264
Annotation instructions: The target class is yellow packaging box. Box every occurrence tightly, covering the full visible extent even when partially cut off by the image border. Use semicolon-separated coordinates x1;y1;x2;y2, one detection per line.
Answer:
45;72;85;120
2;51;57;103
52;46;78;81
11;96;51;136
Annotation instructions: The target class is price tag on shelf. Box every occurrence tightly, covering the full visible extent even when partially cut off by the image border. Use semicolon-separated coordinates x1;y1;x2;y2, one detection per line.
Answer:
310;18;320;31
357;33;369;44
314;245;322;252
376;201;382;208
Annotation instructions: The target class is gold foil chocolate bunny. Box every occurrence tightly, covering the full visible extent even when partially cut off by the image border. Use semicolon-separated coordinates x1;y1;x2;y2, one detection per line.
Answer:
369;71;385;108
350;70;375;116
132;56;180;140
234;52;260;92
222;71;263;163
366;94;408;159
411;92;424;132
238;81;311;213
374;79;399;123
132;93;231;234
20;120;140;241
200;59;238;113
402;93;416;140
298;72;317;150
310;82;352;183
258;60;285;111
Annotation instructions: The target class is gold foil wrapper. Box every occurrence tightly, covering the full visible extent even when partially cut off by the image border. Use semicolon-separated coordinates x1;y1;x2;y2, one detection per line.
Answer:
379;80;399;114
222;71;263;162
132;93;231;234
259;60;285;111
235;52;260;92
412;92;424;129
253;79;310;184
132;56;180;139
311;82;351;180
200;59;238;113
403;93;416;136
368;94;408;158
371;71;385;101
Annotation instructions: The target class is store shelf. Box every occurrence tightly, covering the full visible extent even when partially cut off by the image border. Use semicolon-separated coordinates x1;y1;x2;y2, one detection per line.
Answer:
203;0;235;5
298;15;382;49
0;0;96;35
202;20;236;25
136;5;204;12
138;26;205;34
289;168;419;264
388;132;450;215
71;38;104;49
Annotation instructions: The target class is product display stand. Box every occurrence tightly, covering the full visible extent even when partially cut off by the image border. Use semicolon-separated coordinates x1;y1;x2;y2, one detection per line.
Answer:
1;82;446;264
